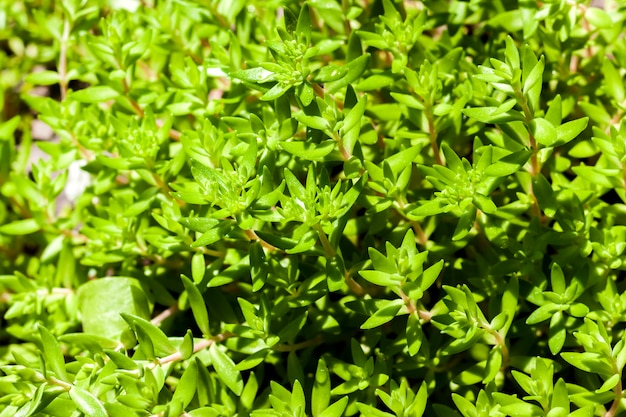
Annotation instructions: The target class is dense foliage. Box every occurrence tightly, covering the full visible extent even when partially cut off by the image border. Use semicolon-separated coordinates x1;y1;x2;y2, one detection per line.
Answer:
1;0;626;415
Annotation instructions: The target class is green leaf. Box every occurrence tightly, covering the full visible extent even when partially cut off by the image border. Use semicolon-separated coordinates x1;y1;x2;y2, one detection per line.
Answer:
556;118;588;145
359;270;401;287
551;263;566;294
596;373;620;393
296;3;311;44
250;241;268;292
484;346;502;383
360;299;404;329
172;358;199;409
0;115;21;140
315;65;348;83
319;397;349;417
294;113;330;131
407;382;428;416
326;54;370;92
236;349;271;371
441;143;463;173
587;7;613;29
312;358;331;417
526;303;560;324
180;330;194;360
452;205;477;241
0;218;40;235
532;173;557;217
38;325;68;381
356;402;395;417
104;349;139;370
191;221;235;248
121;313;177;357
421;260;444;291
485;150;531;177
561;352;614;375
579;101;612;125
69;386;107;417
501;277;518;333
406;311;423;356
545;95;562;126
134;324;156;359
290;379;306;412
341;94;367;135
551;378;570;410
232;67;275;83
473;194;497;214
523;55;544;97
452;393;476;417
277;311;308;342
386;146;420;177
209;343;244;395
280;140;336;161
262;82;292;101
462;107;524;123
25;70;60;85
602;59;624;102
241;372;259;411
410;199;451;217
530;118;557;146
71;86;120;103
77;277;151;340
297;82;315;106
181;274;210;337
390;92;425;110
191;252;206;284
549;310;566;355
504;36;520;71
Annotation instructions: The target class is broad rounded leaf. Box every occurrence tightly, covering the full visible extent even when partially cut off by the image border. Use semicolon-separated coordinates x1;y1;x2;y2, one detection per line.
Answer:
77;277;151;340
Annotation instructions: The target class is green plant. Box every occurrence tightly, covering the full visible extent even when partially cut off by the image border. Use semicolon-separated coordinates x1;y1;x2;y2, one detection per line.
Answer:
2;0;626;416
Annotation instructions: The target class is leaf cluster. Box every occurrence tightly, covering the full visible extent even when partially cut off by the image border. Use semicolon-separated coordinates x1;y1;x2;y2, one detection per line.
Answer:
3;0;626;416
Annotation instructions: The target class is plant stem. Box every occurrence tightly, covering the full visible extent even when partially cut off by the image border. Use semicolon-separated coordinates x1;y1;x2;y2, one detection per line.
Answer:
426;108;443;166
151;304;179;325
606;378;623;417
244;229;276;251
315;223;335;258
155;331;233;366
393;200;428;247
515;85;545;220
155;119;182;141
123;79;145;117
314;223;365;295
273;335;324;352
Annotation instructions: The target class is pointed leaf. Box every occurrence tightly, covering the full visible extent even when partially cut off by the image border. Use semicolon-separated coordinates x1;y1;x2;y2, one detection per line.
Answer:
172;358;199;408
319;397;349;417
69;386;107;417
209;343;244;395
181;274;210;337
556;118;588;145
71;86;119;103
38;325;68;381
312;358;331;417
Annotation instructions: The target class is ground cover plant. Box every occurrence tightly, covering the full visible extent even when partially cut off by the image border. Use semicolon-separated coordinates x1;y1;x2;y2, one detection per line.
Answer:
2;0;626;415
